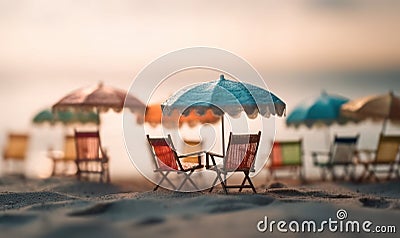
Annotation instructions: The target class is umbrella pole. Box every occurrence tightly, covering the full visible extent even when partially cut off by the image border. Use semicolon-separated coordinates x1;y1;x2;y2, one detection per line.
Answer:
96;108;101;131
221;115;225;157
382;118;388;135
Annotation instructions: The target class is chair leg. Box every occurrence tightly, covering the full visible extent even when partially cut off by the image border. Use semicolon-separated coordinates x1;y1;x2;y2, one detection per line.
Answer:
247;172;257;193
106;164;111;183
386;164;394;180
238;176;247;192
75;161;81;181
51;160;57;176
177;171;200;191
209;173;219;192
218;171;228;194
357;164;369;182
187;176;200;191
209;170;227;194
321;168;327;181
369;166;379;182
154;171;176;191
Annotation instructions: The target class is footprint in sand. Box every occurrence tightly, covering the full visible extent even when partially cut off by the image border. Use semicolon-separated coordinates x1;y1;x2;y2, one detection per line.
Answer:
359;197;391;209
68;203;113;216
0;214;37;226
206;195;275;214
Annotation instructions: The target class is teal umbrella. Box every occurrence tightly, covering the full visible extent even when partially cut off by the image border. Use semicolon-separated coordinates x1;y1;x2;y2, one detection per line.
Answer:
162;75;286;155
286;91;351;128
32;108;100;125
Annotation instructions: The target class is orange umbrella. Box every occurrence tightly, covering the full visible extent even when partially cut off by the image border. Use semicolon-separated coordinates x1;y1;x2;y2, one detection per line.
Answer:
145;104;220;128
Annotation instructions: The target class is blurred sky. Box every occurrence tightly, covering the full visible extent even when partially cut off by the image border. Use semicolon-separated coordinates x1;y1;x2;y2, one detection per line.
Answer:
0;0;400;178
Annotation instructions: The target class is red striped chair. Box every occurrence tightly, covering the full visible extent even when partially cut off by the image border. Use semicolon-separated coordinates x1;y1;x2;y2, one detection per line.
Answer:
74;130;110;183
206;132;261;194
146;135;204;191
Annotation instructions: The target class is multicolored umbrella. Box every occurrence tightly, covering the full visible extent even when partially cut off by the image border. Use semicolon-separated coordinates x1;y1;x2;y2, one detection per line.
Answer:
52;82;146;124
341;91;400;133
286;91;351;128
162;75;286;155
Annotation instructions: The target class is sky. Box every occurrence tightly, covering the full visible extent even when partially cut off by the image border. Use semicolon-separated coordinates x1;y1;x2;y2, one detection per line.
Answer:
0;0;400;178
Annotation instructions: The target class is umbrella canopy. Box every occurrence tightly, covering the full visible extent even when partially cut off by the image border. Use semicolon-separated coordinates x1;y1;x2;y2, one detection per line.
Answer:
33;108;100;125
286;91;351;128
52;82;146;123
145;104;220;128
341;91;400;133
52;82;145;114
162;75;286;155
162;75;286;118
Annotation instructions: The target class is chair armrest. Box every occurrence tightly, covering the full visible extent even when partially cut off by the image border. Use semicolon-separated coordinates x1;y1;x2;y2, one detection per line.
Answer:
177;151;206;158
355;149;376;164
100;147;110;161
311;151;330;165
205;152;224;158
205;152;224;169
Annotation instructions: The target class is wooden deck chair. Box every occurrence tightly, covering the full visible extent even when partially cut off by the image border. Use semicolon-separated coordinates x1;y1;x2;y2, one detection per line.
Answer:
358;134;400;181
267;139;304;182
206;132;261;194
312;135;359;181
2;133;30;174
146;135;204;191
47;135;77;176
74;130;110;183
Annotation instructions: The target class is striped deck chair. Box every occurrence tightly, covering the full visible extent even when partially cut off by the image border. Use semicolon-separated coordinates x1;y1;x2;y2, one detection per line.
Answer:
358;134;400;181
312;135;359;181
48;135;77;176
74;130;110;183
206;132;261;194
2;133;30;174
146;135;204;191
267;139;304;181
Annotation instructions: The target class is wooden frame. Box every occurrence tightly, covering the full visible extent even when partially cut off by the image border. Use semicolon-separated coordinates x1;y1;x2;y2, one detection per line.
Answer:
357;134;400;181
206;131;261;194
74;130;110;183
312;135;359;181
266;139;304;182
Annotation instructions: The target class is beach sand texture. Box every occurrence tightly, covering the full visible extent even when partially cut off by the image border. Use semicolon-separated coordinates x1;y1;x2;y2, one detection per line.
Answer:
0;176;399;238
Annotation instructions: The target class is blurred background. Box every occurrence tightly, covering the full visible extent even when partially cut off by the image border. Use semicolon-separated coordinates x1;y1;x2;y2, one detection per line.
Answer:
0;0;399;179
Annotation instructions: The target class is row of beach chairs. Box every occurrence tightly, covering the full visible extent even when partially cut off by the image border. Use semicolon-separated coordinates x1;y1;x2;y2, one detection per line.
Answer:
268;134;400;182
2;132;400;191
2;131;110;183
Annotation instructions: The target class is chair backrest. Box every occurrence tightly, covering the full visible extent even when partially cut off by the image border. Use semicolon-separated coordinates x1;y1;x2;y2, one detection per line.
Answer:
270;140;302;167
375;134;400;164
3;133;29;160
63;135;76;160
74;130;103;160
147;135;179;170
224;131;261;171
330;135;359;164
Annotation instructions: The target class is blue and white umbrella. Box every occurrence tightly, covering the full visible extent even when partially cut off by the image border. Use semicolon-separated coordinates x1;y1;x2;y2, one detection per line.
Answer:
286;91;351;128
162;75;286;155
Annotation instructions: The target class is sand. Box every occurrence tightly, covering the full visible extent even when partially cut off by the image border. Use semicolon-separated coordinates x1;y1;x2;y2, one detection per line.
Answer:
0;175;399;238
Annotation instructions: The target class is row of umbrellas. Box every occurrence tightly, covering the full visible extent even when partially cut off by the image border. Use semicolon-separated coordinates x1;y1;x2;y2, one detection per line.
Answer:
33;76;286;157
32;77;399;158
286;90;400;133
